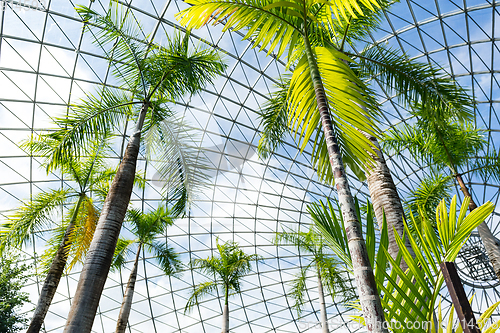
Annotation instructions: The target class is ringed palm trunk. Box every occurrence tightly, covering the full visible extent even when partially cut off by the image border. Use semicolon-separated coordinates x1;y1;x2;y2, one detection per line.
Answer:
317;266;329;333
115;243;142;333
456;174;500;280
27;194;85;333
64;101;150;333
222;286;229;333
364;134;415;272
302;34;387;333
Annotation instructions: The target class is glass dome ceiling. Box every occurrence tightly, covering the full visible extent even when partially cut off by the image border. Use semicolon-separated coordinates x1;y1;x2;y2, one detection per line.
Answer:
1;0;499;332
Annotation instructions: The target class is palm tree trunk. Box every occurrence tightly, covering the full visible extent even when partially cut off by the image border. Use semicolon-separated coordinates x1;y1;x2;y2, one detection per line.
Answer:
221;286;229;333
364;134;415;272
115;243;142;333
27;194;85;333
456;174;500;280
64;101;150;333
302;33;387;333
317;267;329;333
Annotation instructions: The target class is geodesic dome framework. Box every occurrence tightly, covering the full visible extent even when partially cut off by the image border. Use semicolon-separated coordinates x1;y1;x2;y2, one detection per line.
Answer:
0;0;500;332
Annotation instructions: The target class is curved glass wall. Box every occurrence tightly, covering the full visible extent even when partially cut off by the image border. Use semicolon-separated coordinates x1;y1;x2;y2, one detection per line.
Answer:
0;0;499;332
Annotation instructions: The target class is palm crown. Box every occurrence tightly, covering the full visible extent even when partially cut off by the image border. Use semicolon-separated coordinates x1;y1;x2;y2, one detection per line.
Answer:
185;240;262;313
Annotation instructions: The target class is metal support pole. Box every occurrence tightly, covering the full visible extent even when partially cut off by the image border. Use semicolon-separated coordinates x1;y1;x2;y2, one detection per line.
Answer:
440;262;481;333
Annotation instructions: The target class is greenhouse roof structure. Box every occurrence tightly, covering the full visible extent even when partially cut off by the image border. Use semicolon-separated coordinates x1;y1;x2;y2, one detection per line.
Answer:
1;0;500;332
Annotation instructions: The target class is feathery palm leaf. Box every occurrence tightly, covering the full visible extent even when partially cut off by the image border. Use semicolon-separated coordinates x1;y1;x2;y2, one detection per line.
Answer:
257;76;290;159
352;45;474;121
184;281;218;313
289;266;309;316
470;150;500;183
0;189;70;251
177;0;380;60
382;121;486;172
39;88;134;170
111;238;136;271
405;173;453;227
288;47;379;183
149;241;182;276
76;3;149;92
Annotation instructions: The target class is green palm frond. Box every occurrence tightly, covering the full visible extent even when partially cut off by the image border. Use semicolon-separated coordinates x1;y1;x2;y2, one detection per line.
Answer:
146;33;227;100
351;45;474;121
470;150;500;183
126;206;173;244
38;88;134;170
274;227;317;254
111;238;136;272
0;189;71;251
276;222;354;314
383;121;486;171
316;252;354;302
308;199;351;268
76;3;148;92
405;173;453;228
330;0;393;48
288;48;379;183
176;0;379;61
184;280;218;314
149;241;182;276
39;223;67;274
257;76;290;159
188;239;261;313
144;114;208;211
289;266;308;316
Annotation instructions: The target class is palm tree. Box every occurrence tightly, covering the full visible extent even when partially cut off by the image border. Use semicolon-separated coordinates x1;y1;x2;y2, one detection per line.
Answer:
382;109;500;281
275;228;353;333
0;140;119;333
185;240;262;333
176;2;391;329
256;1;473;273
112;206;182;333
39;3;226;331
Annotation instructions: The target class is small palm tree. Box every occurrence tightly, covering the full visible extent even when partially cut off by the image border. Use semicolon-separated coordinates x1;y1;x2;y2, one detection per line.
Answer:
0;140;120;333
185;240;262;333
43;3;227;331
275;228;353;333
112;206;182;333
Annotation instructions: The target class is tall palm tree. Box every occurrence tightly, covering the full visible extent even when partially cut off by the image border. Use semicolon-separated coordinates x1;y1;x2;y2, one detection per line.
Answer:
112;206;182;333
256;1;474;272
185;240;262;333
0;140;119;333
40;3;226;331
176;2;391;329
275;228;353;333
382;109;500;281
